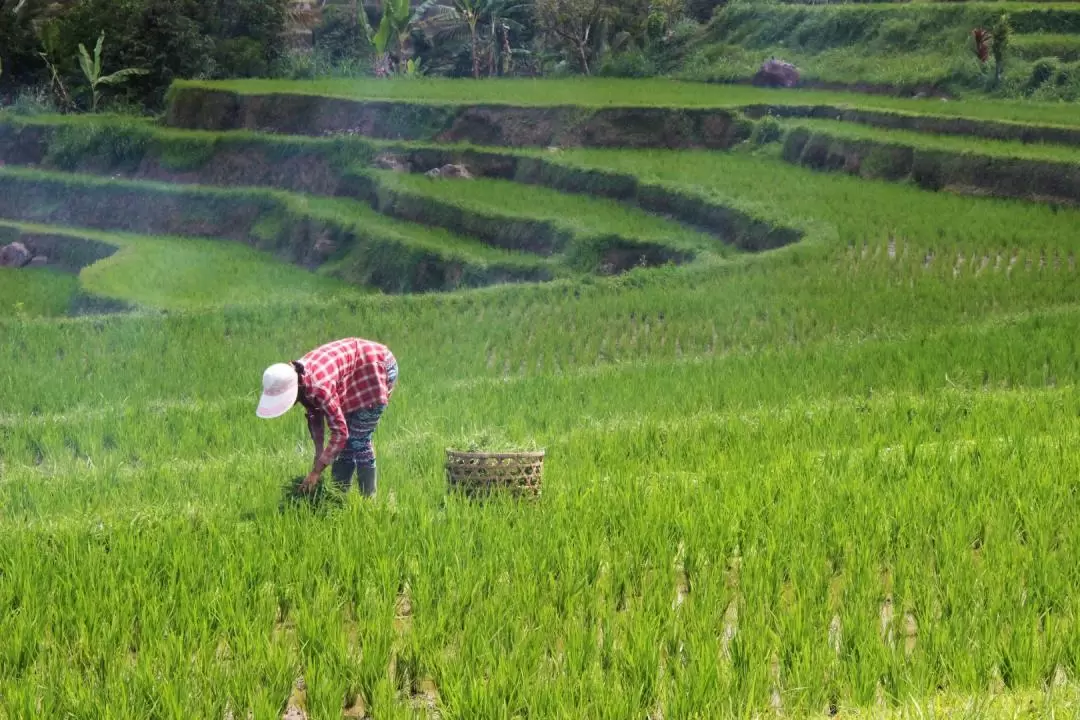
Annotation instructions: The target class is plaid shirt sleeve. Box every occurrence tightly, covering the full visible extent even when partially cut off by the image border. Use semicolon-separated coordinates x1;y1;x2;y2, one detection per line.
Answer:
305;406;325;453
308;384;348;466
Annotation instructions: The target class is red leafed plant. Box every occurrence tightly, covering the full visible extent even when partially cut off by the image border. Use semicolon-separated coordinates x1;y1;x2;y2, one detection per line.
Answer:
972;28;991;65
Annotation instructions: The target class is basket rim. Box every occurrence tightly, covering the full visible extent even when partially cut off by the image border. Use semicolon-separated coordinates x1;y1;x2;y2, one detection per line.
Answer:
445;448;546;460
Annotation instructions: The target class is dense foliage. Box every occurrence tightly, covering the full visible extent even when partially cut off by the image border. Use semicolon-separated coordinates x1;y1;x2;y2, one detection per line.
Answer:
6;0;1080;111
2;0;289;108
1;0;721;109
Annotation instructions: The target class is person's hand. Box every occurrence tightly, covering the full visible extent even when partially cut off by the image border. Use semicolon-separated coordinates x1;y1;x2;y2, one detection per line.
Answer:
299;470;321;494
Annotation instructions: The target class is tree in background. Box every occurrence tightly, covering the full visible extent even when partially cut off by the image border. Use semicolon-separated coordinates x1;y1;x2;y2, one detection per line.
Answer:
423;0;525;78
34;0;287;109
991;12;1011;85
309;2;372;71
0;0;49;92
531;0;607;74
529;0;696;77
49;0;209;108
210;0;289;77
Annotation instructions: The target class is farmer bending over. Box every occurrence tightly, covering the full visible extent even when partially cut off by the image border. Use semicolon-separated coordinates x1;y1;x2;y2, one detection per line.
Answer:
257;338;398;496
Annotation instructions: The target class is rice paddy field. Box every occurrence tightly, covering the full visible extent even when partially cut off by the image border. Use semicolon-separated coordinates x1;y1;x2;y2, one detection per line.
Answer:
170;76;1080;126
2;78;1080;718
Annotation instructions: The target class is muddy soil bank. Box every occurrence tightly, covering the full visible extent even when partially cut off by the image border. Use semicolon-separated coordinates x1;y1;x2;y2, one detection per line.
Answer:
165;88;754;150
0;226;119;273
348;170;696;273
355;148;802;253
0;118;803;257
744;104;1080;147
0;119;359;196
783;127;1080;205
0;172;549;294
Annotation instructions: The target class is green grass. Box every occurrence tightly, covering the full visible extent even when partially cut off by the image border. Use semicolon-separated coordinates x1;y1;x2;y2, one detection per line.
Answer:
1014;33;1080;62
687;44;1080;101
5;267;1080;716
81;234;366;310
689;43;968;86
6;80;1080;717
0;266;79;317
367;169;731;257
695;1;1080;100
543;146;1080;250
171;77;1080;127
0;167;557;293
0;111;157;129
784;117;1080;163
302;195;551;269
0;221;371;313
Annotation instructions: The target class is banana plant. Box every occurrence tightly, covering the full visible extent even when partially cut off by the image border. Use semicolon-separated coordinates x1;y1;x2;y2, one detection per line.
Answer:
77;31;148;112
367;0;439;76
371;3;393;75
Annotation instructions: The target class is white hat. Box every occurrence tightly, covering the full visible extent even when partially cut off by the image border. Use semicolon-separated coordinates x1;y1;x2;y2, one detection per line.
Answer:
256;363;299;419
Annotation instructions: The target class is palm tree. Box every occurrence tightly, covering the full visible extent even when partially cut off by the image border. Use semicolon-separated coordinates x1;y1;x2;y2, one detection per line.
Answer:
423;0;523;79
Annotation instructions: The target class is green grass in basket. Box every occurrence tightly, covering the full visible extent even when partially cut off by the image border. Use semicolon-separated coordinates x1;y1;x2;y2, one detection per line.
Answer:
450;428;543;453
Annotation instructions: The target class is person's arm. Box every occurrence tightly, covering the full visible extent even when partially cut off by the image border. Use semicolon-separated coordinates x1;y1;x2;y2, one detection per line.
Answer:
318;396;348;468
301;395;348;491
306;408;325;463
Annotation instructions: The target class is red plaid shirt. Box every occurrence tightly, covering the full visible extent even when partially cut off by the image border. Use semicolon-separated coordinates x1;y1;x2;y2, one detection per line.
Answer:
298;338;396;466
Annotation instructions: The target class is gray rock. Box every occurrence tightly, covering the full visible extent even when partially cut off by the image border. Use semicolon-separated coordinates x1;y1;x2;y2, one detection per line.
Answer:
28;255;49;267
425;163;473;180
0;242;31;268
752;58;800;89
373;153;411;173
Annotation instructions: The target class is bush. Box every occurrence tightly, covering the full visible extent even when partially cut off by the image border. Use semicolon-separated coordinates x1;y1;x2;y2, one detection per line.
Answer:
44;120;154;171
598;51;655;78
750;115;782;145
279;50;372;81
1027;56;1059;89
1056;63;1076;87
1026;60;1080;101
4;86;57;115
650;18;705;73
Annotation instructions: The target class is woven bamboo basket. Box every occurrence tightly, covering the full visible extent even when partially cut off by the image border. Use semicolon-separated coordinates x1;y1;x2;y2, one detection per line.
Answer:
445;449;545;499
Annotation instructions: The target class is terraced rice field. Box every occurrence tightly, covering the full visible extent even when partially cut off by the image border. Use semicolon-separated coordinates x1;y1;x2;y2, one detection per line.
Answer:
2;79;1080;718
695;2;1080;97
